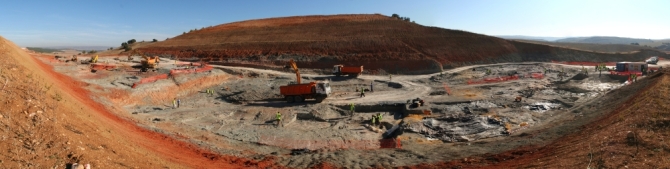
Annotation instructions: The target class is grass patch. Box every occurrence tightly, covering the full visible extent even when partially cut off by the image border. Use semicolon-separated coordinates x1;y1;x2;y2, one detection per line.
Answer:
26;47;63;53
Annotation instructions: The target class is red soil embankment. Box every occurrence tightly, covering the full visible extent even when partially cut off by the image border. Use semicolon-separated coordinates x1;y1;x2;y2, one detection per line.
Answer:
402;70;670;169
0;35;281;168
32;54;280;168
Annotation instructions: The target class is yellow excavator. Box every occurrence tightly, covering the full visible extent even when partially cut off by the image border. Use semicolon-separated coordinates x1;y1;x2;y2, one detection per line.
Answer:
81;55;98;64
140;55;160;72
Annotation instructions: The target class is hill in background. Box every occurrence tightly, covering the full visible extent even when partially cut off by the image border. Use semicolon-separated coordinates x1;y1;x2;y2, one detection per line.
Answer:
512;39;657;53
555;36;654;44
25;47;63;53
495;35;565;41
136;14;667;74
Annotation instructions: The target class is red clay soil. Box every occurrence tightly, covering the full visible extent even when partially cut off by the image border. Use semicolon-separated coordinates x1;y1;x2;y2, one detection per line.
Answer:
31;48;281;168
137;14;667;74
1;36;282;168
399;70;670;169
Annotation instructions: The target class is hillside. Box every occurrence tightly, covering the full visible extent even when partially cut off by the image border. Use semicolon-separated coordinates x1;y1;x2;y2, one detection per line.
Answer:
137;14;667;74
513;39;657;53
415;69;670;168
0;36;266;168
556;36;654;44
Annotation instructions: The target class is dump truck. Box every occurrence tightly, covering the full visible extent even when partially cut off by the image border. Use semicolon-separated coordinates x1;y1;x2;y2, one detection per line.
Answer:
280;59;331;103
333;65;363;77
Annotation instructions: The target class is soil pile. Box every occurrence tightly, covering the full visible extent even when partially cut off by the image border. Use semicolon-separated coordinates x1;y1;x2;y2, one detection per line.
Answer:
0;36;177;168
409;70;670;168
0;36;275;168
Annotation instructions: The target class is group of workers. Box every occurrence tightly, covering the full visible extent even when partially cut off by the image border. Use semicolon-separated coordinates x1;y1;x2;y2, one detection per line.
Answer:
205;88;215;96
370;113;384;127
172;98;181;108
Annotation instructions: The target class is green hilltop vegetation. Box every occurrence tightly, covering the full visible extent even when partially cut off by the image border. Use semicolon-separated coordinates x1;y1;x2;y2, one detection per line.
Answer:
25;47;63;53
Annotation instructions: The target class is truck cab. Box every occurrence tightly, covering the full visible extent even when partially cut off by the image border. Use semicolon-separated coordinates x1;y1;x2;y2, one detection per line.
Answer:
315;81;331;96
333;65;343;74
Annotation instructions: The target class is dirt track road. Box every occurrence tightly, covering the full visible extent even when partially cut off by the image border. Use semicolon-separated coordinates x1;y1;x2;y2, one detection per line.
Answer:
208;62;575;105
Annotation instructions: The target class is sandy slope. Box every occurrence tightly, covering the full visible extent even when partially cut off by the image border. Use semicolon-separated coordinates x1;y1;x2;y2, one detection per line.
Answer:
0;36;276;168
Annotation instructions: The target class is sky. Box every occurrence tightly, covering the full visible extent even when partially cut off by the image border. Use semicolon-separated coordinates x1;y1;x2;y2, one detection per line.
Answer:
1;0;669;47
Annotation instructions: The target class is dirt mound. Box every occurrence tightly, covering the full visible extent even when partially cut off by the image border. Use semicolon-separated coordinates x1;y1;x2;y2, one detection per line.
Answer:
570;72;589;80
407;70;670;168
0;36;273;168
137;14;667;74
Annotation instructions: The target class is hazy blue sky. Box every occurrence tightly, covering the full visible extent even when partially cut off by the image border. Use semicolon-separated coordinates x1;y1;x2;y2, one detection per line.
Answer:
1;0;668;47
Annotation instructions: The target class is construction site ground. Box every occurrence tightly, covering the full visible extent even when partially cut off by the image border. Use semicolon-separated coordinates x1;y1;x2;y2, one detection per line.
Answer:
31;53;670;168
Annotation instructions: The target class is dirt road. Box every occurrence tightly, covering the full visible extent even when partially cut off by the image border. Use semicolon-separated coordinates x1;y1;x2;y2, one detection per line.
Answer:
208;62;601;105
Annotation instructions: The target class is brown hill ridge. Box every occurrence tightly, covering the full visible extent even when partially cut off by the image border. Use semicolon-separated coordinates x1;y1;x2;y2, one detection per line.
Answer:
138;14;667;74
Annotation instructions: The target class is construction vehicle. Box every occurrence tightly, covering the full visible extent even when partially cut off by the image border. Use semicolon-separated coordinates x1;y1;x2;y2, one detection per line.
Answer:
611;62;647;76
280;59;331;103
140;55;160;71
64;55;77;63
333;65;363;77
80;55;98;64
646;56;659;64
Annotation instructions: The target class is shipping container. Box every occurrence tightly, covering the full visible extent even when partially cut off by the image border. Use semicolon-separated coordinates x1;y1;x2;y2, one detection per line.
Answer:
615;62;647;72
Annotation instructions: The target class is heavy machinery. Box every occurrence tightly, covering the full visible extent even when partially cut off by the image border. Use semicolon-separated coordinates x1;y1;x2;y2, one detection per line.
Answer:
91;55;98;63
81;55;98;64
140;55;160;71
279;59;331;103
333;65;363;77
646;56;659;64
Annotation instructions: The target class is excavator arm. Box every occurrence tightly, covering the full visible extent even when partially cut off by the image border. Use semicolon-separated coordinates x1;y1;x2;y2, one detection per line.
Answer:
289;59;301;84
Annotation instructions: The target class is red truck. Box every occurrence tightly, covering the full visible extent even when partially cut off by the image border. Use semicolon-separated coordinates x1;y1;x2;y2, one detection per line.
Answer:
280;81;331;103
280;59;331;103
333;65;363;77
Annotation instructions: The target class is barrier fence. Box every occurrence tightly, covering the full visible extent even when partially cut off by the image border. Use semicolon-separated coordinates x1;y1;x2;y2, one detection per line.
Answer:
467;75;520;85
551;61;617;66
467;73;544;85
131;74;169;88
609;71;643;76
90;63;117;70
131;65;214;88
257;136;402;150
169;65;213;75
